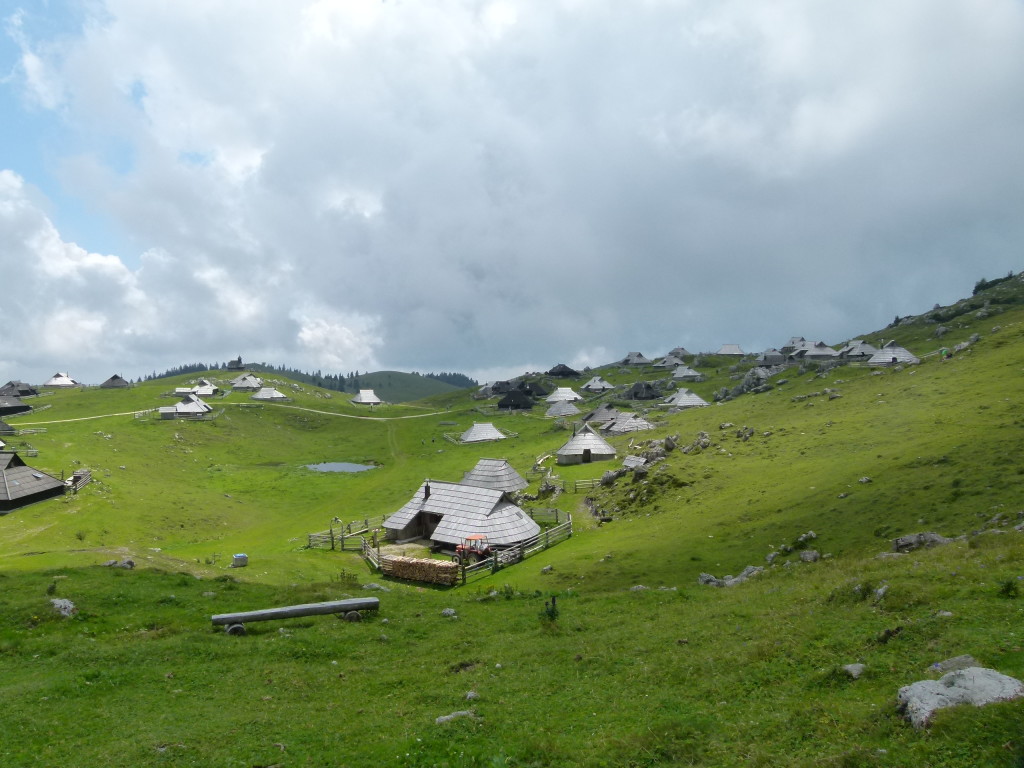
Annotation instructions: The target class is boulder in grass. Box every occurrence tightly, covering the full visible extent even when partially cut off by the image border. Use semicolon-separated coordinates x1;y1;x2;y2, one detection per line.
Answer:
898;667;1024;728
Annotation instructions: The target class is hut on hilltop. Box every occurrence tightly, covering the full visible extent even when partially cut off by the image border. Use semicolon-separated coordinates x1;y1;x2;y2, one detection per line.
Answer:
621;352;653;366
497;390;534;411
251;387;289;402
100;374;131;389
0;397;31;417
547;363;580;377
671;365;703;382
715;344;744;356
0;381;38;398
43;372;79;388
868;341;920;366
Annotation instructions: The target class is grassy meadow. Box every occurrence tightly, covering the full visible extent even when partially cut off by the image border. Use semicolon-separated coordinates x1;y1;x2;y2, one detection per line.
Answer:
2;279;1024;766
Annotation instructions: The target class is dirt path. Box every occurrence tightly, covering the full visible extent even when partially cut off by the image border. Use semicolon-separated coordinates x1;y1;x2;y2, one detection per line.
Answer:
13;402;451;426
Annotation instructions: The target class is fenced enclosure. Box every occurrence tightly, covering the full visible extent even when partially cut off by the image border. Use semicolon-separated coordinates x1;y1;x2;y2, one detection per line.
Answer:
307;517;385;550
355;515;573;585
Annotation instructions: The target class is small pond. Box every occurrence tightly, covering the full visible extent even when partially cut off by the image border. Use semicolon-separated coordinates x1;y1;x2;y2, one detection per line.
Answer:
306;462;377;473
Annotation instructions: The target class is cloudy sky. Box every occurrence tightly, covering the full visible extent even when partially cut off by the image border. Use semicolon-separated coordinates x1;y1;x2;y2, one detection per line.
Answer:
1;0;1022;385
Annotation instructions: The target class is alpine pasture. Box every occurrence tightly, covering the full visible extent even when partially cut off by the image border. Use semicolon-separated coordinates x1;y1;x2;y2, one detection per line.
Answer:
2;278;1024;766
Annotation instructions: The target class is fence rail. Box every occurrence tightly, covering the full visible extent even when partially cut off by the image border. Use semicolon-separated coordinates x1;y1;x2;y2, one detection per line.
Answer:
70;469;92;491
572;478;601;492
306;517;384;550
16;428;46;435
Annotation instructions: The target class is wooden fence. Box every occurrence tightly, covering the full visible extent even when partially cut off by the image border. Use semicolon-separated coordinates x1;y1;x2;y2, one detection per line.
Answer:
16;428;46;435
306;518;383;550
572;478;601;492
69;469;92;491
459;516;573;584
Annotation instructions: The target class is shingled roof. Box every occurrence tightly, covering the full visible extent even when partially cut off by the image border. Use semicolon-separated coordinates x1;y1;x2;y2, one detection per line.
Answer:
0;452;66;512
557;424;616;464
868;341;920;366
545;387;582;403
664;389;710;409
351;389;382;405
546;400;581;418
384;480;540;547
460;423;506;443
601;413;655;435
461;458;529;493
581;376;614;392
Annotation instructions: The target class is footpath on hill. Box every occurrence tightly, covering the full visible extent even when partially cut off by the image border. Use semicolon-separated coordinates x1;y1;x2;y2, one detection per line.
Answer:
12;402;449;426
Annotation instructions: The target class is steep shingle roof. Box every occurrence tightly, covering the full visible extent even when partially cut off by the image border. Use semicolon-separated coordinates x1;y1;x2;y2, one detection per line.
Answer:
546;400;581;418
664;389;710;409
545;387;582;403
461;459;529;493
581;376;614;392
460;423;506;443
351;389;382;404
384;480;539;547
557;424;616;459
0;452;66;510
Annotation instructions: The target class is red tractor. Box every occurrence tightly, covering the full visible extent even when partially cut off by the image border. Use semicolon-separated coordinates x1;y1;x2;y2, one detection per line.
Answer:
453;534;492;564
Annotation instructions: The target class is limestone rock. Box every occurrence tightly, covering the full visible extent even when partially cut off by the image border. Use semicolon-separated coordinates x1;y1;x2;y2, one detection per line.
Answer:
898;667;1024;728
843;663;866;680
892;532;953;553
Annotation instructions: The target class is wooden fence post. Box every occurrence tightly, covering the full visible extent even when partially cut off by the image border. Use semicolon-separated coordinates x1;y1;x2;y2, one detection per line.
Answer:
329;526;335;550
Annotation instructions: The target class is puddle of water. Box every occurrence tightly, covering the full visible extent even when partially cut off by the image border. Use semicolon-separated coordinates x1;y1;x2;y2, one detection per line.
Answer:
306;462;377;473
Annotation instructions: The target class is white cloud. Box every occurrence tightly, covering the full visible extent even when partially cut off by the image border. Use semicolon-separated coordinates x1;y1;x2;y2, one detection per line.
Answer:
1;1;1022;384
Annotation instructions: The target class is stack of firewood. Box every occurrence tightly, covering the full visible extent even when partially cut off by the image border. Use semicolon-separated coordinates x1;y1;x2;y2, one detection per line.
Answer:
381;555;460;586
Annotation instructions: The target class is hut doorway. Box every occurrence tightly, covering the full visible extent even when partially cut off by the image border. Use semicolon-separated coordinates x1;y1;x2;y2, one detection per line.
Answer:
582;448;592;463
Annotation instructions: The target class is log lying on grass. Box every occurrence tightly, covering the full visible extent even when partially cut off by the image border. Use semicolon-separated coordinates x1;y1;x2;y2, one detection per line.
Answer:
211;597;380;631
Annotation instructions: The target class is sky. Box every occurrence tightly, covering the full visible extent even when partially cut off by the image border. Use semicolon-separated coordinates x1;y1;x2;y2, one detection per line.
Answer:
1;0;1023;386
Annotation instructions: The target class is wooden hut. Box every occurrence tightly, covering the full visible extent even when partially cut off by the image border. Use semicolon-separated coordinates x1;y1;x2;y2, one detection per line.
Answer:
383;480;540;549
0;453;66;512
556;424;616;465
351;389;382;405
459;423;506;443
99;374;131;389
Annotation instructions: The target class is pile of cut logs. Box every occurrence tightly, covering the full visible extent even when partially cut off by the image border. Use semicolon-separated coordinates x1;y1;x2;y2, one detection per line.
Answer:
381;555;460;586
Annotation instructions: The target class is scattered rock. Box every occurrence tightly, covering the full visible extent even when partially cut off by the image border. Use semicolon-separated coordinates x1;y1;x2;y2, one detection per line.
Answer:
799;550;820;563
465;691;480;701
932;655;978;674
877;625;903;644
50;598;77;617
843;663;866;680
441;608;458;618
898;667;1024;728
858;477;872;484
874;584;889;602
699;565;763;587
344;611;362;622
363;582;391;592
435;710;476;725
892;532;954;553
541;565;553;574
765;551;779;565
935;610;954;618
630;585;649;591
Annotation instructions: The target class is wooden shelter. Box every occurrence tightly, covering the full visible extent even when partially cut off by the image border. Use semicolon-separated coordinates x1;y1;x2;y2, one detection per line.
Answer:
159;394;213;419
0;381;38;398
671;365;703;382
43;372;79;388
0;452;66;512
715;344;744;356
547;363;580;377
545;400;581;418
868;341;920;366
351;389;382;405
230;373;263;391
545;387;582;403
621;351;653;366
664;389;710;409
0;397;31;417
497;390;533;410
556;424;616;465
581;376;614;392
383;480;540;549
837;340;878;362
601;413;655;436
459;422;506;443
251;387;288;401
100;374;131;389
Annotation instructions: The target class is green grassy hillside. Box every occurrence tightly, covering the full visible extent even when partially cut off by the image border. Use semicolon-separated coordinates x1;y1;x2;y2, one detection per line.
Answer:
1;276;1024;766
